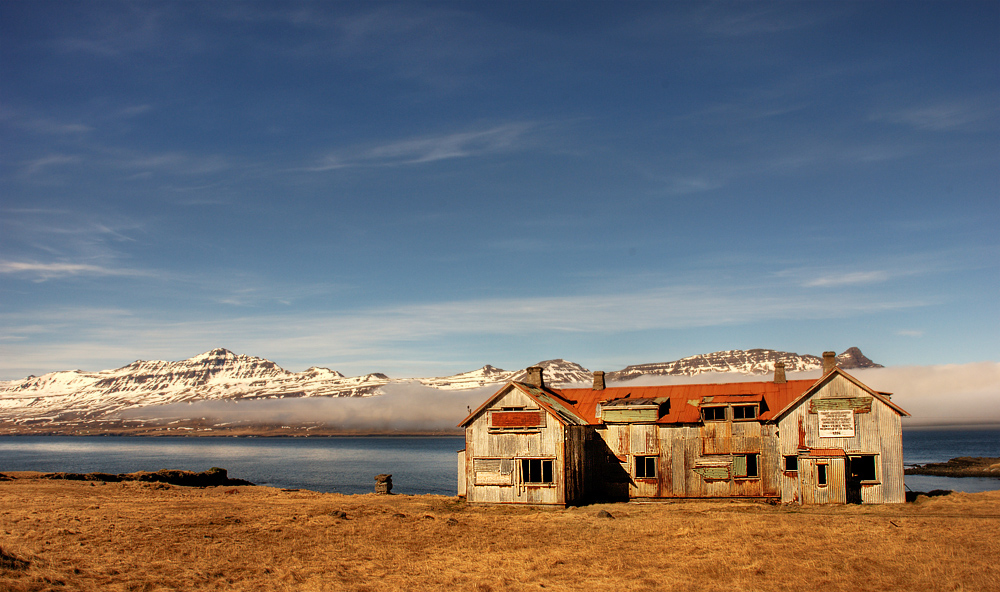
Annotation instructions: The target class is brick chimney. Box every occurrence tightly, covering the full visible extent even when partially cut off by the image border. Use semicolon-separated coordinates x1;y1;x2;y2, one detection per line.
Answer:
773;361;786;384
525;366;544;388
822;351;837;374
593;371;606;391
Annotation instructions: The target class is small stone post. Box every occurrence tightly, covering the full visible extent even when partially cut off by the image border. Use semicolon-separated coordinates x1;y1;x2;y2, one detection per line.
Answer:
374;474;392;495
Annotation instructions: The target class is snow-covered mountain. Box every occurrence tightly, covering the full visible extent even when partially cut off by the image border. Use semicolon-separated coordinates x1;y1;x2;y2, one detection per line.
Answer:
418;359;593;390
0;348;388;422
0;347;880;430
606;347;880;381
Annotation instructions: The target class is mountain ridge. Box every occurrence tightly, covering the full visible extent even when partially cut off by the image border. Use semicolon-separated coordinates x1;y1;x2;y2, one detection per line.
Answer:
0;347;881;431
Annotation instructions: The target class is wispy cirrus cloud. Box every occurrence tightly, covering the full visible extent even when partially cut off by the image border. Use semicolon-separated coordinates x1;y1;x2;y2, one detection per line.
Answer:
801;271;890;288
0;281;926;378
0;261;152;281
872;98;999;132
302;123;537;171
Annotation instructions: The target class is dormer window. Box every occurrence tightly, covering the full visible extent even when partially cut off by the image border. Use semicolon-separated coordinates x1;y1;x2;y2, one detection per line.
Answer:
702;406;726;421
732;405;758;420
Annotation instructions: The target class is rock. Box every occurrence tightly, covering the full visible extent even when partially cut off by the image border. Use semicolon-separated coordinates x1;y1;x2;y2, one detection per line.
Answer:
329;510;347;519
595;510;614;519
374;474;392;495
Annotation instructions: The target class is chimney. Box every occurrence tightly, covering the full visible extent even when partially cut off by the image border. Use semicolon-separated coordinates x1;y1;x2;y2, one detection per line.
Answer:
525;366;544;388
773;362;786;384
593;371;606;391
822;351;837;374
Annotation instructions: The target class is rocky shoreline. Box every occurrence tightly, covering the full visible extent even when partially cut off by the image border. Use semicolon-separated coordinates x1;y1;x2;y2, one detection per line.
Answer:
904;457;1000;478
0;467;253;487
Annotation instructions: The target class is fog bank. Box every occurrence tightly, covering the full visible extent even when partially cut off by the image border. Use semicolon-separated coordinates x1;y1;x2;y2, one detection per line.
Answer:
121;363;1000;431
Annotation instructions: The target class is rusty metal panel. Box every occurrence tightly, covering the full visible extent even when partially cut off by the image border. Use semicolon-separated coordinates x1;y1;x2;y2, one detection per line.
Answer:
631;423;659;455
700;421;732;454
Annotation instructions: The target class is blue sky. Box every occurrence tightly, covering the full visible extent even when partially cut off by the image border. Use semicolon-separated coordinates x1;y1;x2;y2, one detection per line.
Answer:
1;1;997;380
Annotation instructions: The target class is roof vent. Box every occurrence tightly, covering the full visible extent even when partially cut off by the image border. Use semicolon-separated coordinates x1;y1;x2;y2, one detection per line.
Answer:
773;361;786;384
822;351;837;374
525;366;544;388
593;371;606;391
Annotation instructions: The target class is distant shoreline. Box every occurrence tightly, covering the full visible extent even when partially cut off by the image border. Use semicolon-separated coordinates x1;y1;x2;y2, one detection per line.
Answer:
905;457;1000;479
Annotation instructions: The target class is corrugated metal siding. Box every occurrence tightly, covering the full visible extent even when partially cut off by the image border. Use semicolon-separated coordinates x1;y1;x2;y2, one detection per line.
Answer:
776;374;905;504
465;387;566;505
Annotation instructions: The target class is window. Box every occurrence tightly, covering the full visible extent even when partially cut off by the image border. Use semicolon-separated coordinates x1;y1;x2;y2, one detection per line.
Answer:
702;406;726;421
783;455;798;472
520;459;553;484
732;405;757;420
635;456;657;478
733;454;759;479
817;463;828;487
849;455;878;482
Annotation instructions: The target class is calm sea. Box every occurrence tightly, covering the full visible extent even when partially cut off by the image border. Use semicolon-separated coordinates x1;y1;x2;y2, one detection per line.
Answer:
0;429;997;495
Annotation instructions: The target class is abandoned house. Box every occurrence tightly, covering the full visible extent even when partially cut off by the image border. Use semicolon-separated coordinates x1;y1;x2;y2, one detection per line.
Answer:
457;352;909;505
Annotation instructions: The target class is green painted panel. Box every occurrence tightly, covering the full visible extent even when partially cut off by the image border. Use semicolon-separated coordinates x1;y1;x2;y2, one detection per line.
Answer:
694;466;731;480
602;408;659;423
810;397;872;414
732;455;746;477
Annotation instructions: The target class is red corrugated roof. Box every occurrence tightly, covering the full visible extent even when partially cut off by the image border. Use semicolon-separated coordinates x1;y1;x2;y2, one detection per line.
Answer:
556;380;817;424
458;367;908;428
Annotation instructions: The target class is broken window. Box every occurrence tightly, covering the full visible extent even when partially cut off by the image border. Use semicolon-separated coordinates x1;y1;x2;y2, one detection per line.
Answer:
849;455;878;482
635;456;657;478
520;459;553;484
783;455;798;472
732;405;757;420
817;463;828;487
702;406;726;421
733;454;759;479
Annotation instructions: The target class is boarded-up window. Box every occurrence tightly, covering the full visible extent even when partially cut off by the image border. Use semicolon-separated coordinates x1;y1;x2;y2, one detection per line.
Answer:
520;458;553;484
733;454;759;479
694;464;731;480
474;458;513;485
491;410;545;430
635;456;656;478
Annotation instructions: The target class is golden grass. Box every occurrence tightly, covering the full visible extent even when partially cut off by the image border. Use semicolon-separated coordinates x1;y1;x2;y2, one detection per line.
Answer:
1;474;998;591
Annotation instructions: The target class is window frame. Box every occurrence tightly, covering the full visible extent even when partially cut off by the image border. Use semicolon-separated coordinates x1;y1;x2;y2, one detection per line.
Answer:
519;458;554;486
732;405;758;421
849;454;879;484
817;462;828;487
733;453;759;479
634;455;657;479
783;455;799;473
701;406;727;422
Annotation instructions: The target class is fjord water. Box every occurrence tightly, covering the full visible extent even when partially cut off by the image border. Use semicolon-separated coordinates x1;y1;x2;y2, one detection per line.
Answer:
1;429;997;495
0;436;465;495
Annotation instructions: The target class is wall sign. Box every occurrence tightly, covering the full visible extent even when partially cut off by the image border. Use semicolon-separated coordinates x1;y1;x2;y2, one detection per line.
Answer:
818;409;855;438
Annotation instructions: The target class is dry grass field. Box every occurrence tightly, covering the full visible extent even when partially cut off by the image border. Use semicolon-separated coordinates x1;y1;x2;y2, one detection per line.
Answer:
2;473;998;592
